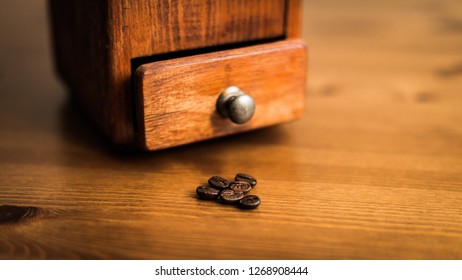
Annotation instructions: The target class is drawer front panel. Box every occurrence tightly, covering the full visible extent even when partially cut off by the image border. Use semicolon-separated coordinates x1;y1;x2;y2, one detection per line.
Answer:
136;40;307;150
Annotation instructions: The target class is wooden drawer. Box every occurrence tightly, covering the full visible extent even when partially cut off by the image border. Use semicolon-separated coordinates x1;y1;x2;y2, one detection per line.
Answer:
136;40;306;151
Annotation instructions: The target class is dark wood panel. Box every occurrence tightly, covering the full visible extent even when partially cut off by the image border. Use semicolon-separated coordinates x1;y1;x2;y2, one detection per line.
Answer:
49;0;113;142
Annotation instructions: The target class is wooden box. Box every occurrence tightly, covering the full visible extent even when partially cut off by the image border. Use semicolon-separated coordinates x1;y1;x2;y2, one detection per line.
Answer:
49;0;307;151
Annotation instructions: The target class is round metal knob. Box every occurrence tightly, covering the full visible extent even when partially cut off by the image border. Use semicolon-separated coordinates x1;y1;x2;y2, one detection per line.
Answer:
216;86;255;124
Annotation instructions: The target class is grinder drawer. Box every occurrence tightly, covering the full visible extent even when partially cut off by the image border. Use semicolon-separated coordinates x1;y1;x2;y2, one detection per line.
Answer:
135;40;307;151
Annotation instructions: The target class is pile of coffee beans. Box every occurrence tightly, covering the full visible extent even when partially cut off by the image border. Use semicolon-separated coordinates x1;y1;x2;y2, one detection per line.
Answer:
196;173;261;209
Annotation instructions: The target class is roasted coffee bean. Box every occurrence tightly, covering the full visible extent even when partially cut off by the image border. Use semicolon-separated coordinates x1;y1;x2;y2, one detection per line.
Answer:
239;195;261;209
196;186;220;200
235;173;257;187
229;181;252;193
219;189;244;204
208;176;230;190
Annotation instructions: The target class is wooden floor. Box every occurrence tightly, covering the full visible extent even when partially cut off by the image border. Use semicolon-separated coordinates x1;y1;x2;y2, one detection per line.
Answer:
1;0;462;259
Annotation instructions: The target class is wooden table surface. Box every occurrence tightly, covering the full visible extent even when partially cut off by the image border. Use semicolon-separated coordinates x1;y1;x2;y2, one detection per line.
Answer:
1;0;462;259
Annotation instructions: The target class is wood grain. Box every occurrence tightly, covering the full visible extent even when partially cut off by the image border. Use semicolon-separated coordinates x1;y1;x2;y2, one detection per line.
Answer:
136;41;306;150
49;0;293;145
285;0;302;38
2;0;462;259
110;0;287;59
49;0;112;141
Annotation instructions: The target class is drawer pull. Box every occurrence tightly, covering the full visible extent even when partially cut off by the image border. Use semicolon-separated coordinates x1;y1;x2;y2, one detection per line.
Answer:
216;86;256;124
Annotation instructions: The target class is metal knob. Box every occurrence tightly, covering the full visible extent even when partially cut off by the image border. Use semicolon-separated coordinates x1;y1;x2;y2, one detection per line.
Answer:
216;86;255;124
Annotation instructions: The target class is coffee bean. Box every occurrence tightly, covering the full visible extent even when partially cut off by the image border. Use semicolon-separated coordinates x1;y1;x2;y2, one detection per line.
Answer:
208;176;230;190
235;173;257;187
229;181;252;193
219;189;244;204
239;195;261;209
196;186;220;200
